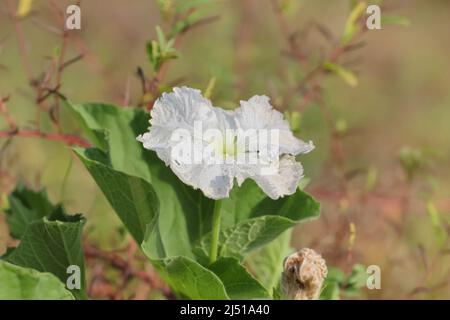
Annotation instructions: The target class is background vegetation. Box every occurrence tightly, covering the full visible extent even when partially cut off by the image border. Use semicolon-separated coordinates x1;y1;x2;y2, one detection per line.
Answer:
0;0;449;299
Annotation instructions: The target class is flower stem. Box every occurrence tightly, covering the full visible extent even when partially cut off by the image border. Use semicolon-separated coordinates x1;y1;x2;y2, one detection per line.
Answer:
209;199;223;264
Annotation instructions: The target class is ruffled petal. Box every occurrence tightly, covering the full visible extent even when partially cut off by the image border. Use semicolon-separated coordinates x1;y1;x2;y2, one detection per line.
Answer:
235;95;314;155
171;162;235;199
238;155;304;199
137;87;236;199
137;87;217;162
137;87;314;200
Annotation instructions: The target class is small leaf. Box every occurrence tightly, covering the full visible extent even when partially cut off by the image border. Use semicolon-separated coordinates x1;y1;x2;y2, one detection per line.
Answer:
399;146;424;180
381;15;411;27
174;0;215;14
341;1;367;44
335;117;348;135
16;0;33;18
320;281;341;300
365;166;378;191
209;257;270;299
348;222;356;250
427;201;447;248
347;264;367;289
324;62;359;87
204;76;216;99
320;267;345;300
145;26;178;72
284;111;302;133
156;0;175;20
156;26;167;49
0;260;74;300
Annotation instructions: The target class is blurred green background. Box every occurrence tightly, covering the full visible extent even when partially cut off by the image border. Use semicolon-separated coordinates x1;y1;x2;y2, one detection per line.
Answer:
1;0;449;299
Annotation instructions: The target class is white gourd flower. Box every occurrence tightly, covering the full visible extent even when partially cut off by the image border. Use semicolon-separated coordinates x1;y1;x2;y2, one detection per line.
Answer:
137;86;314;200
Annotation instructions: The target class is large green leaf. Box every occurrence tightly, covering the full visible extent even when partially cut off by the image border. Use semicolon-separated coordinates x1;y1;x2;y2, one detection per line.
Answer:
141;214;229;299
209;257;270;299
75;148;158;245
5;184;54;239
69;102;215;258
68;102;151;180
0;260;74;300
152;256;229;299
221;179;319;229
4;210;87;299
196;184;320;261
245;230;292;294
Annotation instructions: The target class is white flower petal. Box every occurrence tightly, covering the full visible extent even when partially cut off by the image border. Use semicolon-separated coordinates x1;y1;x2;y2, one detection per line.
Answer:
242;155;304;200
170;162;235;200
235;95;314;155
137;87;314;200
137;87;216;160
137;87;236;199
151;86;215;129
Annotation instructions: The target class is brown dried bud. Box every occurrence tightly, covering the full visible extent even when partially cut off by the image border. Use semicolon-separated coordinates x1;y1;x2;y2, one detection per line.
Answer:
282;248;328;300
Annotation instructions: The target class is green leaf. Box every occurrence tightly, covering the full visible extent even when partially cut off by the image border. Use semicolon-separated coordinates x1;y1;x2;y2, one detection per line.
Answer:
427;201;447;248
399;146;424;180
284;111;302;133
320;281;341;300
324;62;359;87
341;1;367;44
174;0;215;14
4;211;87;299
320;267;345;300
5;184;53;239
156;26;167;49
0;260;74;300
16;0;33;18
320;265;369;299
75;148;158;245
145;26;178;72
151;256;229;299
146;40;162;72
209;257;270;299
347;263;367;289
204;76;216;99
245;230;292;294
141;219;229;299
196;182;320;260
365;166;378;191
381;15;411;27
67;102;152;181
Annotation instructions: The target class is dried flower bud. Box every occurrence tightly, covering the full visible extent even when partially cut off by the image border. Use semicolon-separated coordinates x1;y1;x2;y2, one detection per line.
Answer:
282;248;328;300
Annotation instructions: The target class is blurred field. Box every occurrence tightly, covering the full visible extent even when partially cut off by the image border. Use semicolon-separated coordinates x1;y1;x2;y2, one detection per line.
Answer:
1;0;449;299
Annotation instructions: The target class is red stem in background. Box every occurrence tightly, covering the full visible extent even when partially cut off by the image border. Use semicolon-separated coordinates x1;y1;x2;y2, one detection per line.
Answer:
0;129;90;148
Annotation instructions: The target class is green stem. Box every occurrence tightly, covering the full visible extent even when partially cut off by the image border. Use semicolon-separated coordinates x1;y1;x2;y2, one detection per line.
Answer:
209;199;222;264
